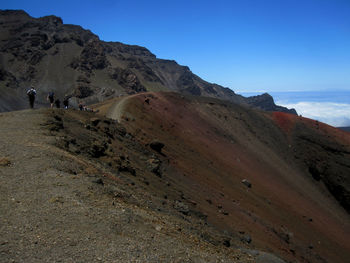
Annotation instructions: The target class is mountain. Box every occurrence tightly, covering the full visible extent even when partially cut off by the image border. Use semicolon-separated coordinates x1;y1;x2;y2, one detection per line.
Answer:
0;10;296;114
2;9;349;263
103;92;350;262
1;92;348;262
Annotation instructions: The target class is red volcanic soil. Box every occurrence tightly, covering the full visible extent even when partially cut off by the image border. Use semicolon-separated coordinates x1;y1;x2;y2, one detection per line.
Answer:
272;111;350;145
104;92;350;263
272;112;296;135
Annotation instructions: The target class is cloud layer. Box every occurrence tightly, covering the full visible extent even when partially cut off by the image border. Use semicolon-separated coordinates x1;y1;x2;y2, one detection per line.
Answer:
277;101;350;127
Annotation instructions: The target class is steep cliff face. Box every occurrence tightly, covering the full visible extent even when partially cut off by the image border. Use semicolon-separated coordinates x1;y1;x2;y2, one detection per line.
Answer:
0;9;295;114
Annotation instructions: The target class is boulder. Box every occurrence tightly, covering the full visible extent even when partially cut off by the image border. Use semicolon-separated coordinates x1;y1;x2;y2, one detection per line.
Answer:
150;141;165;154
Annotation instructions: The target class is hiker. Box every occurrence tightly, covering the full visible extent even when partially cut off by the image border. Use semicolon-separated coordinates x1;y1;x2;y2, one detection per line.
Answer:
63;96;69;109
27;86;37;109
54;99;61;108
47;92;55;108
85;106;94;112
78;102;84;111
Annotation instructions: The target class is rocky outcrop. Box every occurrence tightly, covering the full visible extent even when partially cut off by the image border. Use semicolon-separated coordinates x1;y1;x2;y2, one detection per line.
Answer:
245;93;297;114
0;69;18;89
72;40;110;72
109;67;146;94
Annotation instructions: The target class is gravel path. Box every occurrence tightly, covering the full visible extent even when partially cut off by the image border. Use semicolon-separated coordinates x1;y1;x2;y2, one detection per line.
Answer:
0;109;255;263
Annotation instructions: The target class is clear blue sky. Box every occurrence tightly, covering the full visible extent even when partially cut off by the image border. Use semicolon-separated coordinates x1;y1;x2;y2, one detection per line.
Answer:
1;0;350;92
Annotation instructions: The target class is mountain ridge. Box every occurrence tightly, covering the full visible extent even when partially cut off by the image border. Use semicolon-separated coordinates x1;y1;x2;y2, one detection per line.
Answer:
0;9;296;115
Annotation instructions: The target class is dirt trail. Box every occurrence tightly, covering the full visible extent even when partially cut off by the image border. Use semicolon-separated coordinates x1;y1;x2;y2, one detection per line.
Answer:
105;94;141;122
0;109;261;263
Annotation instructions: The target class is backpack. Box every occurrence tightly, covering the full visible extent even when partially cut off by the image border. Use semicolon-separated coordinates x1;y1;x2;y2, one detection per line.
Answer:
28;89;36;96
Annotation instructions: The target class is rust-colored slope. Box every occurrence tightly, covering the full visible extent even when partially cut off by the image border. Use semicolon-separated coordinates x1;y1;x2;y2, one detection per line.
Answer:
105;92;350;263
270;111;350;212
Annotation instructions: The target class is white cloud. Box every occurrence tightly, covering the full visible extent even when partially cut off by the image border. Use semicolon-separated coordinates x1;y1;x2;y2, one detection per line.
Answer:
276;101;350;127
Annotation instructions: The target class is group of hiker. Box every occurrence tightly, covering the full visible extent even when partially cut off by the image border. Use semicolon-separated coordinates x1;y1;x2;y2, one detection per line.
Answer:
47;91;69;109
26;86;69;109
26;86;97;112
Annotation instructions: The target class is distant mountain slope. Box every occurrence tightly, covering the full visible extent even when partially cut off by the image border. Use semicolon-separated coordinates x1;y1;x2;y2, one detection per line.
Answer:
0;9;296;114
339;127;350;132
103;92;350;263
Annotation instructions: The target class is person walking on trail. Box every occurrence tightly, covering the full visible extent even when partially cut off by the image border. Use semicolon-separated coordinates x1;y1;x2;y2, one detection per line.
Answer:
78;102;84;111
47;92;55;108
27;86;37;109
54;98;61;108
63;96;69;109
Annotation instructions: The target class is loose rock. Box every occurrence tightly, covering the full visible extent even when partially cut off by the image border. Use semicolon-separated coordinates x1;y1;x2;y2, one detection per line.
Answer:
223;239;231;247
242;179;252;188
241;234;252;244
0;157;11;166
150;141;165;154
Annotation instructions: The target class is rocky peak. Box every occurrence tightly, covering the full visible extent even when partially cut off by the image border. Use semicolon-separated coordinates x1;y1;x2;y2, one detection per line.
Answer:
247;92;274;105
0;9;31;21
246;93;297;114
105;41;156;58
38;15;63;26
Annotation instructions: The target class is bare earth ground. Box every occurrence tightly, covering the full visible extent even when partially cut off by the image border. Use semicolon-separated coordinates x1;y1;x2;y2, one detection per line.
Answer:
2;92;347;263
0;109;272;263
104;92;350;263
